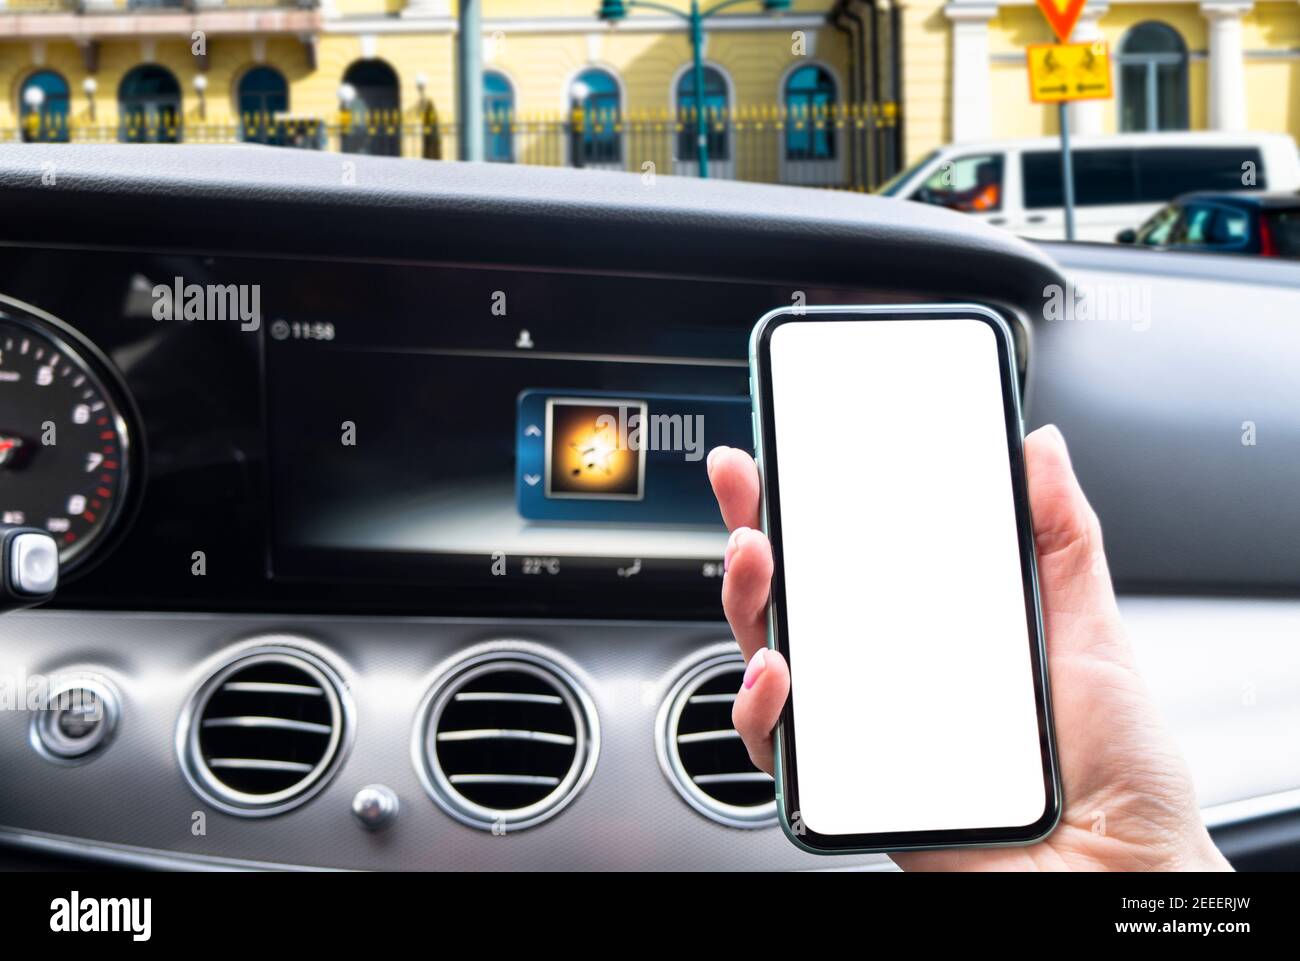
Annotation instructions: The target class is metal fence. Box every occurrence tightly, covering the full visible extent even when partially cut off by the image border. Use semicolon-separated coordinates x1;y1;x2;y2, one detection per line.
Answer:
6;102;901;190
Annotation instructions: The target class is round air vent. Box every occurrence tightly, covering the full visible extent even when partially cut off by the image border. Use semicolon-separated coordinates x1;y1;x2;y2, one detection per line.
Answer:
179;645;352;818
657;650;776;828
414;649;599;832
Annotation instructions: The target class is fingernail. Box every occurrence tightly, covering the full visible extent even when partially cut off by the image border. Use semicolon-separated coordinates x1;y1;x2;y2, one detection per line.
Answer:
706;446;726;476
1042;424;1072;465
723;526;750;573
743;649;767;689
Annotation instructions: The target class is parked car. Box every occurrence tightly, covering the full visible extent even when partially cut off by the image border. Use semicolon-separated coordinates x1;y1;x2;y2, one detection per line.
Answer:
1116;190;1300;257
876;131;1300;242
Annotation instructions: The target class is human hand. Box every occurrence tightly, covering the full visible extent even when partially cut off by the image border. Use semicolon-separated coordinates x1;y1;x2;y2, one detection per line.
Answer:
707;425;1231;871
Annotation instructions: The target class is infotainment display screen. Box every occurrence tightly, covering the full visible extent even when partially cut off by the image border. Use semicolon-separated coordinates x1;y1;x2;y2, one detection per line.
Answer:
265;263;855;590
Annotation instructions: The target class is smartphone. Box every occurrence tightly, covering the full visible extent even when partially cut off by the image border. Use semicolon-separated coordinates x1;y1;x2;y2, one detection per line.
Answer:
749;304;1061;855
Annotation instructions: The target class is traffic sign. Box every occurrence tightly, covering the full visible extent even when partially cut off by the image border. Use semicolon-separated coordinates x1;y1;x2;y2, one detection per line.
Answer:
1027;42;1113;103
1035;0;1089;43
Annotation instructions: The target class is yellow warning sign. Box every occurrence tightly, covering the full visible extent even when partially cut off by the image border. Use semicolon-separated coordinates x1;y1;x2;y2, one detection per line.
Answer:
1035;0;1088;43
1027;42;1113;104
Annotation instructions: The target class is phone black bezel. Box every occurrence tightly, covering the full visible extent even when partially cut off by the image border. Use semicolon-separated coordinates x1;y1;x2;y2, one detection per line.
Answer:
754;306;1061;853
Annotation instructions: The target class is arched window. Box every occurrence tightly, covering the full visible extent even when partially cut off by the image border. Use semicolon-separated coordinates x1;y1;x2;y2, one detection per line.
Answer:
676;65;730;162
238;66;288;144
340;59;401;157
118;65;181;144
569;68;620;166
1118;22;1189;132
484;70;514;163
19;70;70;143
784;65;837;161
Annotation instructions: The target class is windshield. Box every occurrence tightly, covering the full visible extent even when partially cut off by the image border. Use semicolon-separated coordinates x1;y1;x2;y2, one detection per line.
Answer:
876;151;938;197
6;3;1298;258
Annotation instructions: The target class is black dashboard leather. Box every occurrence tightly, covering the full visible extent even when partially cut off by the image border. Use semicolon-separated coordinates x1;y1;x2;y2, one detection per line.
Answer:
0;144;1064;310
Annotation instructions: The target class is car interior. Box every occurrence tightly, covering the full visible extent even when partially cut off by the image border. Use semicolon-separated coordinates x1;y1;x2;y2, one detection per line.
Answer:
0;142;1297;872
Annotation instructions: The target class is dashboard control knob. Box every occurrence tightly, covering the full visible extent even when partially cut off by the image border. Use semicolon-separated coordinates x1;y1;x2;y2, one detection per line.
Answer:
2;526;59;613
352;784;399;831
11;531;58;595
31;677;119;762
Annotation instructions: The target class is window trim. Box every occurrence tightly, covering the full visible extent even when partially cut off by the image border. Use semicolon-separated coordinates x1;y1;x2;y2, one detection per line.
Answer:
563;64;625;169
1169;200;1254;252
18;68;71;144
669;60;736;174
339;57;403;157
909;152;1007;214
776;59;846;187
235;64;290;145
1116;21;1189;133
117;63;183;145
483;68;517;164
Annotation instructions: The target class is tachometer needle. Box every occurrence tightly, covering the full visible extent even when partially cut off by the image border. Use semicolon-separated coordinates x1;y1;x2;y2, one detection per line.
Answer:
0;436;22;466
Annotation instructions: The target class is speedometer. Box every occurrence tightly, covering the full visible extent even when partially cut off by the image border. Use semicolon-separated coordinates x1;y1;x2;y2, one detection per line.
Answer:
0;298;136;571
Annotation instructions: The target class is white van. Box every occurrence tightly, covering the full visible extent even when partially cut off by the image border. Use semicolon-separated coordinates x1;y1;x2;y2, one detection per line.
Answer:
876;131;1300;242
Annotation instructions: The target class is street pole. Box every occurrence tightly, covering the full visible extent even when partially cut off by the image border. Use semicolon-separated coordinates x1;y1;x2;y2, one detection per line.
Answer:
1058;101;1075;241
604;0;786;178
457;0;484;161
689;0;710;178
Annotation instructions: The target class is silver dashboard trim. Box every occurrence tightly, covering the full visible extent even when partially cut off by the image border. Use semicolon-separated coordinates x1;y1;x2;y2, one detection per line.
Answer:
28;673;122;765
410;640;601;833
656;643;779;830
175;638;356;818
1202;787;1300;830
1;603;1294;870
0;827;335;871
4;778;1293;871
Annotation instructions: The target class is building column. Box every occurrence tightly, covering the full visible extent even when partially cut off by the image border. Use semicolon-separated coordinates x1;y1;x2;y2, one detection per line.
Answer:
944;2;997;142
401;0;452;17
1201;1;1252;131
1067;2;1109;136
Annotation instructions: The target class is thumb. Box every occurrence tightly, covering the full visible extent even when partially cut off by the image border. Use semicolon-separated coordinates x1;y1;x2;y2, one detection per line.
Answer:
1025;424;1129;658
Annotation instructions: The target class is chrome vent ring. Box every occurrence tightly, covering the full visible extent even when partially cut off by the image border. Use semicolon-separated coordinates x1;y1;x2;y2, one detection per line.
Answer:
179;644;352;818
414;649;599;832
657;649;776;828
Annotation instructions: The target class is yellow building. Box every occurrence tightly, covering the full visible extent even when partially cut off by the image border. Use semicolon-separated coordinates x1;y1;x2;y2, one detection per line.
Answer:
910;0;1299;163
0;0;900;182
1;0;1296;185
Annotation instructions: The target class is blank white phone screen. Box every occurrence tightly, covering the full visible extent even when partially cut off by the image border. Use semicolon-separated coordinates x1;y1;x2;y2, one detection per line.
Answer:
767;318;1045;838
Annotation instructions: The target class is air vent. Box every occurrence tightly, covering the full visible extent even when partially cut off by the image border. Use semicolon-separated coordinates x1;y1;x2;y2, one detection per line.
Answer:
657;650;776;828
179;645;351;818
414;649;599;832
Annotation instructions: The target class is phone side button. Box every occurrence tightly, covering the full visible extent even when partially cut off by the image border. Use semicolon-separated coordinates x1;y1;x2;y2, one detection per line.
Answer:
751;412;758;448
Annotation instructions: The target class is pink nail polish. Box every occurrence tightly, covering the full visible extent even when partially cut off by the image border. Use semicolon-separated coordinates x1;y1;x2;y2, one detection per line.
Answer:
743;649;766;689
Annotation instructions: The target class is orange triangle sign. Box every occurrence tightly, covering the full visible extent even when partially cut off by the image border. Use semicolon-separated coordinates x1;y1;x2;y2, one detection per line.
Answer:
1036;0;1089;42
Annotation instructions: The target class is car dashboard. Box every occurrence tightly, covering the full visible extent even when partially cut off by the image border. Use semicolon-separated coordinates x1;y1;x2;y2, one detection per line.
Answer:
0;144;1297;870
